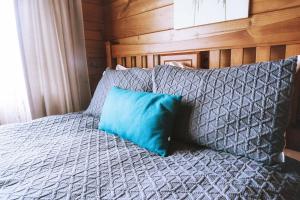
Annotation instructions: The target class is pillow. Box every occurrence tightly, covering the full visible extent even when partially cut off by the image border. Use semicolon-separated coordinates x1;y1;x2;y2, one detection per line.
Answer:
116;64;127;70
84;68;152;117
153;57;298;165
98;87;182;156
116;64;151;70
168;61;194;69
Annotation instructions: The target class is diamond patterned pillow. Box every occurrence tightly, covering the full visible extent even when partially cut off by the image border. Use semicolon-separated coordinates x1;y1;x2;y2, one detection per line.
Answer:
84;68;152;117
153;57;298;164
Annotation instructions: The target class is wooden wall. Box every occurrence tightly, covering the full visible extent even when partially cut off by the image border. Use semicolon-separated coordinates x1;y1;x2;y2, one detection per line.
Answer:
103;0;300;46
82;0;106;93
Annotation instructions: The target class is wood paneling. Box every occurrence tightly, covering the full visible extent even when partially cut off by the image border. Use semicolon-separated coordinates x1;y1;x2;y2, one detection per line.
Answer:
108;0;172;21
251;0;300;14
108;5;172;39
104;0;300;45
82;0;105;93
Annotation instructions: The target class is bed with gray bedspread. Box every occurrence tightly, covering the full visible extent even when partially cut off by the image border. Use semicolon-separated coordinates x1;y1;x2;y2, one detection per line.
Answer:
0;113;299;199
1;57;300;199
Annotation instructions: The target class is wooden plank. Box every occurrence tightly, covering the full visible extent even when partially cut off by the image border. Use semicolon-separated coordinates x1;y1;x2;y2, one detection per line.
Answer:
82;2;103;23
147;54;154;68
105;41;112;67
154;55;160;66
243;48;256;64
270;45;286;60
86;41;105;57
111;26;300;57
231;48;243;66
108;5;172;39
106;0;172;21
116;18;250;45
126;56;132;67
82;0;102;5
87;57;106;69
84;30;103;41
284;148;300;161
209;50;220;68
136;56;142;67
108;3;300;43
286;44;300;57
142;56;147;68
220;49;231;68
256;46;271;62
251;0;300;14
117;57;122;65
84;21;104;31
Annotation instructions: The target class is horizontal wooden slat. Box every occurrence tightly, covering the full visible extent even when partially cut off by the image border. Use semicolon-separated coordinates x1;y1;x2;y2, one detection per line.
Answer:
108;2;300;43
84;30;103;41
251;0;300;14
116;18;250;45
108;5;172;39
112;28;300;57
82;2;103;23
82;0;102;5
86;40;105;57
86;57;105;69
115;7;300;44
105;0;172;21
84;21;104;31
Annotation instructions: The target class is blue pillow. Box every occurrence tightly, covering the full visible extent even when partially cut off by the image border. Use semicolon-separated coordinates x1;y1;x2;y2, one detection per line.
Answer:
98;86;182;156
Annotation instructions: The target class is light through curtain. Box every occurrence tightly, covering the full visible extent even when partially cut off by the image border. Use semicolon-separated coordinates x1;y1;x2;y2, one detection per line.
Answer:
15;0;91;119
0;1;31;124
0;0;91;124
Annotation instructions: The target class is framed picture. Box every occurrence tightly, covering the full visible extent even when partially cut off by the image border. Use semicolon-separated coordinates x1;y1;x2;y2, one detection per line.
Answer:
174;0;249;29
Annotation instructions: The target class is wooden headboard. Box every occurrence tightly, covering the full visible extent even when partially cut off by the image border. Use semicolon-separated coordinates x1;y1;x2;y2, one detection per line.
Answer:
105;29;300;150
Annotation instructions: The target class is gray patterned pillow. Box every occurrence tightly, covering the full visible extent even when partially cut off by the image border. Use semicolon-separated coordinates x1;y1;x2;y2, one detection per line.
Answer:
84;68;152;117
153;57;298;164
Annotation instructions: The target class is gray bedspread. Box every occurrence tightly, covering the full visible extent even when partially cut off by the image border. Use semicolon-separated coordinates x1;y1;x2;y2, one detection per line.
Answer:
0;113;299;200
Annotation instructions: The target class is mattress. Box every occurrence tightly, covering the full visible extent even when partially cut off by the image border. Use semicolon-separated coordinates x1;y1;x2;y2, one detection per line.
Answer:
0;113;299;200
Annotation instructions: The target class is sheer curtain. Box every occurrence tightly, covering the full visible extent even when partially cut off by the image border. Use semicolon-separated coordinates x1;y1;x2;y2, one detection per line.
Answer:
15;0;91;119
0;1;31;124
0;0;91;124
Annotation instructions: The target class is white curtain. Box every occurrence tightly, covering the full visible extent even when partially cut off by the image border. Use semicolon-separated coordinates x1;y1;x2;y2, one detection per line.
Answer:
15;0;91;119
0;1;31;124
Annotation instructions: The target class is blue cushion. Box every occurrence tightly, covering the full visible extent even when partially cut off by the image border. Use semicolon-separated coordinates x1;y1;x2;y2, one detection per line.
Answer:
98;86;182;156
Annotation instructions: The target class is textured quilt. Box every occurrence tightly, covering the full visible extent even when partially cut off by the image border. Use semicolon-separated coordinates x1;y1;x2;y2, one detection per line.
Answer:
0;113;299;200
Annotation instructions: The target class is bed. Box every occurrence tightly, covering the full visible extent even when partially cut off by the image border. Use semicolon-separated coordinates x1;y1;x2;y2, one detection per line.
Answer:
0;112;299;199
1;34;300;199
